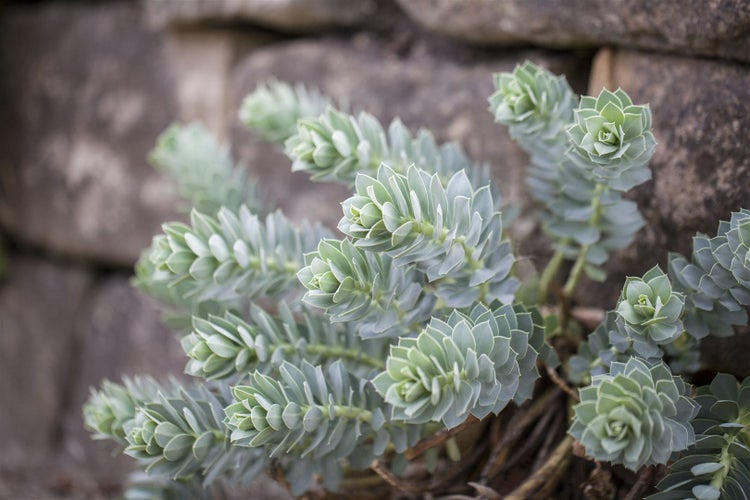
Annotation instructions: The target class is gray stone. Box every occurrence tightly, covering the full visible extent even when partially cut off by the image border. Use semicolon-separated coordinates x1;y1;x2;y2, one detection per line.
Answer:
228;34;591;232
163;27;280;139
0;2;179;266
0;255;93;470
144;0;375;32
396;0;750;63
577;49;750;308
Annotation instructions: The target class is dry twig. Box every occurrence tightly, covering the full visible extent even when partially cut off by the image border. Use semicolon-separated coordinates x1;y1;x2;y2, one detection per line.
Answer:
546;365;580;401
480;388;561;482
503;435;574;500
404;415;480;460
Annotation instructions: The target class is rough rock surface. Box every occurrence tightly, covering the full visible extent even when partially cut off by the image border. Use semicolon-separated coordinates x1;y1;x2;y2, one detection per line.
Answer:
577;49;750;308
396;0;750;63
145;0;375;32
0;256;93;471
0;2;179;266
229;34;592;233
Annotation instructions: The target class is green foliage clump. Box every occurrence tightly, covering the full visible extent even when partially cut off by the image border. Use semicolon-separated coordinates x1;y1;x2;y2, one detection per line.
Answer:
84;68;750;499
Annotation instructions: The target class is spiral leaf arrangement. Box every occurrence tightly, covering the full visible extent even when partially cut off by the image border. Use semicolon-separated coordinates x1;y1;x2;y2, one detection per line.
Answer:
569;358;698;470
225;361;422;493
144;206;326;303
182;302;387;380
372;302;548;428
490;63;654;277
297;238;435;337
669;209;750;339
84;378;266;487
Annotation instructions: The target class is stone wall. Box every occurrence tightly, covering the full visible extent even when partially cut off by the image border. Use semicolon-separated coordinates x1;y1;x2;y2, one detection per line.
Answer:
0;0;748;497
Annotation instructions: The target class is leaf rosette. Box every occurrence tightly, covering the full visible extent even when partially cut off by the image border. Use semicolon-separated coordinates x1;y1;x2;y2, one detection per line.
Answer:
615;266;685;354
372;303;545;428
567;88;656;191
570;358;698;471
489;61;576;152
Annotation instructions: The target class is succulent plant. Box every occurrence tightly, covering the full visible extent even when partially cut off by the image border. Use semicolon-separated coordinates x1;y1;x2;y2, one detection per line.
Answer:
615;266;685;351
567;88;656;191
669;211;750;339
182;302;386;380
570;357;698;470
149;123;261;216
726;209;750;289
86;66;750;499
84;377;164;445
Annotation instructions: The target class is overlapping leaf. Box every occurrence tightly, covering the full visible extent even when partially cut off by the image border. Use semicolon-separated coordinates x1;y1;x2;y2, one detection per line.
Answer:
339;164;517;307
285;106;497;199
372;302;550;428
297;238;435;337
669;210;750;339
225;361;422;469
649;374;750;500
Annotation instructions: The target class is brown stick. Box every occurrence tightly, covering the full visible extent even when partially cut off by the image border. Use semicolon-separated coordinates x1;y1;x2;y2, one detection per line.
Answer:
370;459;424;493
499;406;556;473
623;466;657;500
503;435;574;500
546;365;580;401
480;388;561;482
404;415;479;460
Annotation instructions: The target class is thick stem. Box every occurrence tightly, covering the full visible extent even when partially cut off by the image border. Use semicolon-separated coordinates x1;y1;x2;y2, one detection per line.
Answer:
538;245;568;304
710;442;734;491
561;183;605;299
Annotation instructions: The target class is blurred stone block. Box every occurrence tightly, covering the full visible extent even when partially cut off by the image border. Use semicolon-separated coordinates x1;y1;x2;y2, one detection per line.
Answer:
396;0;750;63
144;0;375;32
0;256;93;469
0;2;180;266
